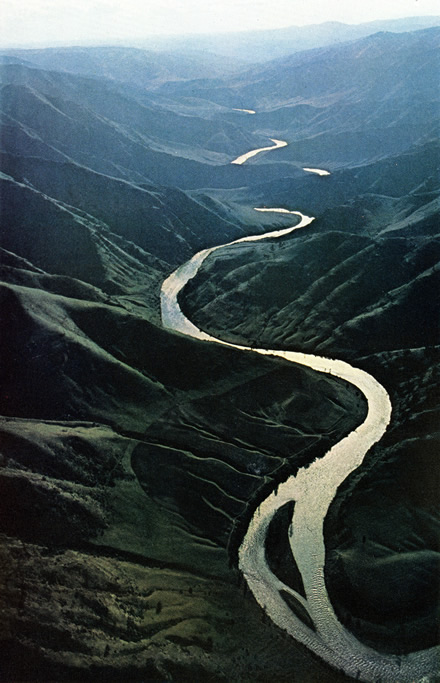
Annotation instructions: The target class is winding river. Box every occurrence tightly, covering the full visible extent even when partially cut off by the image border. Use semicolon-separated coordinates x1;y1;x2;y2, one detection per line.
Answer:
231;138;287;165
160;139;439;681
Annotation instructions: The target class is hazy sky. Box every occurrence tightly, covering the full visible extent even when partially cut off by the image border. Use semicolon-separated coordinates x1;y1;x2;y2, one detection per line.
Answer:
1;0;439;47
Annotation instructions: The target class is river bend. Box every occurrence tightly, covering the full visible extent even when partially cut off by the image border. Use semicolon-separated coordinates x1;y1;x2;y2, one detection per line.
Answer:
231;138;287;165
160;158;439;680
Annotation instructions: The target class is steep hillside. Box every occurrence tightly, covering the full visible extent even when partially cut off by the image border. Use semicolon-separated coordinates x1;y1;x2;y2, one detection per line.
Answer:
0;186;365;680
182;196;439;356
0;61;305;190
0;62;271;182
0;53;367;681
0;45;242;87
180;157;440;653
164;28;440;168
195;139;440;224
0;159;251;267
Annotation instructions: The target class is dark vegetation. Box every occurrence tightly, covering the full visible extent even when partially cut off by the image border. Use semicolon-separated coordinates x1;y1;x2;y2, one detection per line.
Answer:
0;22;439;681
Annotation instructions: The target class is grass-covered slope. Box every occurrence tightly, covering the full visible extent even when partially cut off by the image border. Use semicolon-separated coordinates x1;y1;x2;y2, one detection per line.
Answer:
0;62;273;187
2;28;439;190
0;280;363;682
0;158;250;266
180;168;440;654
164;28;440;169
182;142;440;354
0;139;365;681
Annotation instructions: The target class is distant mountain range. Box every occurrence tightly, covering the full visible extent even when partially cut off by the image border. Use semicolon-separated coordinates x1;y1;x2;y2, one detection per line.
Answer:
0;45;244;86
111;15;440;62
1;27;438;191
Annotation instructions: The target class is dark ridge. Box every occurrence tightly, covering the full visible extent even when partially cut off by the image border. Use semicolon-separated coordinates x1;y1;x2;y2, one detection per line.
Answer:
279;590;316;632
265;502;306;598
0;638;166;683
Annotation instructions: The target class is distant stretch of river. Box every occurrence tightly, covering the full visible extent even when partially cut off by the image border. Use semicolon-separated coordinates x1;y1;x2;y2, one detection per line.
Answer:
233;108;256;114
160;135;439;682
231;138;287;165
303;167;331;175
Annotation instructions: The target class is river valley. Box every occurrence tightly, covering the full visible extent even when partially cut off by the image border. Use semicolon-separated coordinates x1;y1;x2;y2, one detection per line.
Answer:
160;139;440;682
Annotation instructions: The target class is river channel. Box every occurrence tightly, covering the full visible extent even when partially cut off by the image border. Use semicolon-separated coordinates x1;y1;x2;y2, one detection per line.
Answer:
231;138;287;164
160;138;439;681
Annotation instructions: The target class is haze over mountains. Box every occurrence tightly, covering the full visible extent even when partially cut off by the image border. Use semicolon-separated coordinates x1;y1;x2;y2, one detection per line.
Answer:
142;15;440;61
4;14;438;61
0;19;439;681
